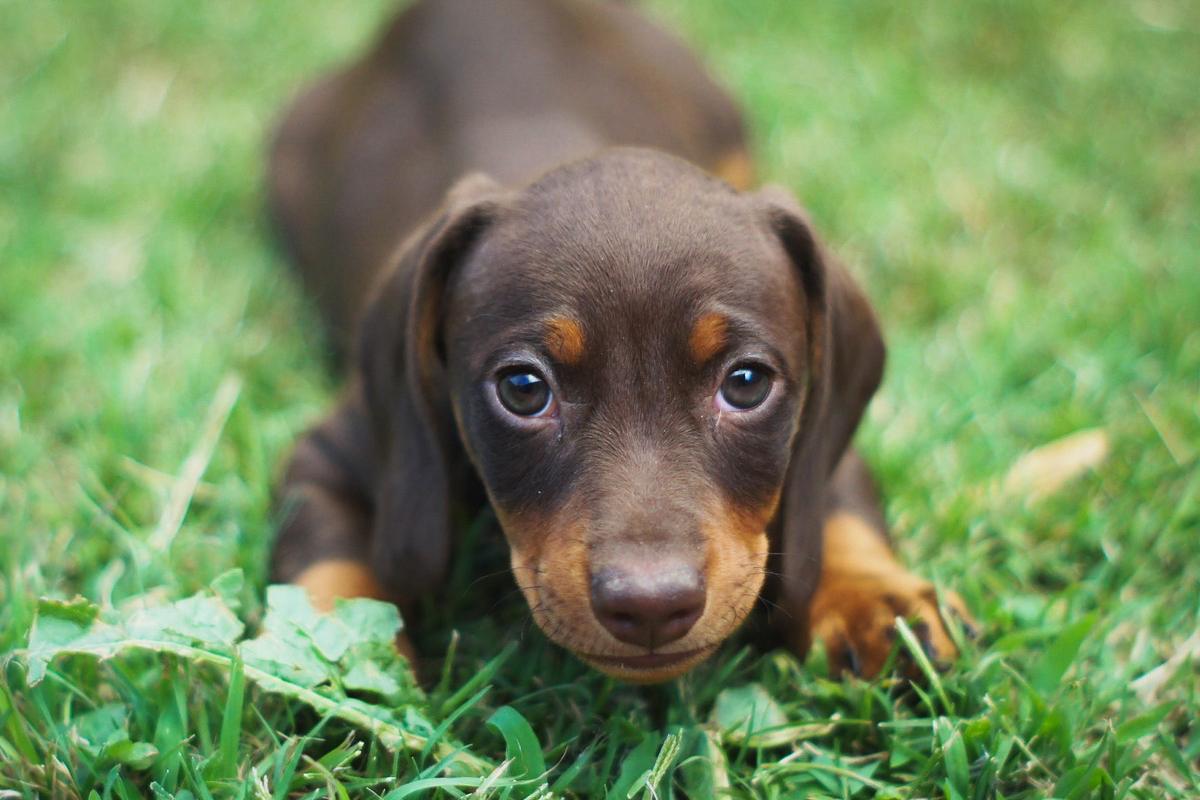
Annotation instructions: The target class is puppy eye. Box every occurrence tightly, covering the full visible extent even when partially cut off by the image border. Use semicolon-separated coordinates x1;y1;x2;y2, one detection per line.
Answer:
497;370;553;416
719;364;771;411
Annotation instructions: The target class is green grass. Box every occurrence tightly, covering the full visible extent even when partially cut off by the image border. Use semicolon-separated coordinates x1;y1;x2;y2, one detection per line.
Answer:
2;0;1198;796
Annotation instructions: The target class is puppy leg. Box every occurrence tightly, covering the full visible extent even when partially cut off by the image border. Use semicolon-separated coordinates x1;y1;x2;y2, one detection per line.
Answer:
806;451;973;677
272;397;417;664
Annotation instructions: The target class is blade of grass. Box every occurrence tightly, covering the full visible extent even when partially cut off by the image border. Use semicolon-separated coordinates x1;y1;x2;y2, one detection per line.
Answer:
148;373;241;552
213;652;245;781
894;617;952;714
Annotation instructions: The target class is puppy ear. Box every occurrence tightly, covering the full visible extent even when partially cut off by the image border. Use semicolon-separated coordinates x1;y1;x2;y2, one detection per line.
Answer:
356;173;506;597
755;186;887;621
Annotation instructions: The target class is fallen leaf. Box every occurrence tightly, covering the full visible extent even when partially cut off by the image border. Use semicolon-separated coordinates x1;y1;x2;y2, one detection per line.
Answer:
1003;428;1109;502
19;570;491;774
711;683;839;747
1132;630;1200;704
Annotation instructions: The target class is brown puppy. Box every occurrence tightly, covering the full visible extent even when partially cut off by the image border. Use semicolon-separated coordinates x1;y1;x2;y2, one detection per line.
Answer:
268;0;968;683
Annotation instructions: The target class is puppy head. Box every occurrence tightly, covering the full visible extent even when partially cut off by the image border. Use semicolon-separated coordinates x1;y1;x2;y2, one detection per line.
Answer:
359;149;883;682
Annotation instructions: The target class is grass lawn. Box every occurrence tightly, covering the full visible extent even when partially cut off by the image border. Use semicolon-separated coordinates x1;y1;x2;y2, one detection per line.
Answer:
2;0;1198;797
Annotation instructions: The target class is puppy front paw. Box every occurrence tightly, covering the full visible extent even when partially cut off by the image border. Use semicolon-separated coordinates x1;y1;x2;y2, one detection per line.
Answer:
808;567;973;678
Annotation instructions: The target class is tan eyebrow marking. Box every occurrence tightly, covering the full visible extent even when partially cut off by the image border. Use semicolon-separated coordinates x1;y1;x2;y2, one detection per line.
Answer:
689;312;728;364
712;148;756;191
545;316;586;365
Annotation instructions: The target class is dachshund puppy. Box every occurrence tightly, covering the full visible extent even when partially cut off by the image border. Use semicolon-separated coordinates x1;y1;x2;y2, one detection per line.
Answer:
268;0;969;682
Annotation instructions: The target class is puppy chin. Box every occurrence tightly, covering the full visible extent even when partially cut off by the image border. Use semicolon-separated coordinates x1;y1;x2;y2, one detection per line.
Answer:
578;644;719;684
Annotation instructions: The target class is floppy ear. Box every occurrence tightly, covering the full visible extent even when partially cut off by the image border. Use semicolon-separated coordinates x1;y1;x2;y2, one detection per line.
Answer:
356;173;507;597
755;186;887;627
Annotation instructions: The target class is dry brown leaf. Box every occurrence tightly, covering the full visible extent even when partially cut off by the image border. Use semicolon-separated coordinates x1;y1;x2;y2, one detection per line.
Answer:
1132;630;1200;704
1003;428;1109;502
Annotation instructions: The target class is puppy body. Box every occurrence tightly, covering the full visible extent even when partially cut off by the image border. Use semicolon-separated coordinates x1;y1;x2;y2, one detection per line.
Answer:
269;0;750;359
269;0;966;682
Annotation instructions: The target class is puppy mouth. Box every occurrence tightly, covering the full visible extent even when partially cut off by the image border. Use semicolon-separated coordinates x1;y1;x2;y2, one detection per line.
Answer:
578;643;718;681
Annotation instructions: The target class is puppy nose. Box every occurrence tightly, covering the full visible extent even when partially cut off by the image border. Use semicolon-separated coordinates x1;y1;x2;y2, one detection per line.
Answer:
590;564;706;649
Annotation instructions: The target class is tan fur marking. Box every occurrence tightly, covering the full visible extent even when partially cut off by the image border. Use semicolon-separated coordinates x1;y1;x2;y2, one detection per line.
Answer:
689;312;728;364
723;490;782;541
294;559;389;612
545;316;585;365
501;507;595;656
698;496;775;659
500;498;770;683
701;494;779;620
808;512;972;677
713;148;756;191
820;512;900;576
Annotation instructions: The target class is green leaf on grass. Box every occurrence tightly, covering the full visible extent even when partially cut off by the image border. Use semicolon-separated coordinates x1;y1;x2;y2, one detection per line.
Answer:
239;629;329;687
333;596;405;642
72;704;128;754
712;683;786;745
258;584;352;662
27;573;250;684
103;739;159;770
71;703;158;771
126;594;244;649
26;598;108;685
342;659;403;697
19;575;493;774
678;727;731;798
